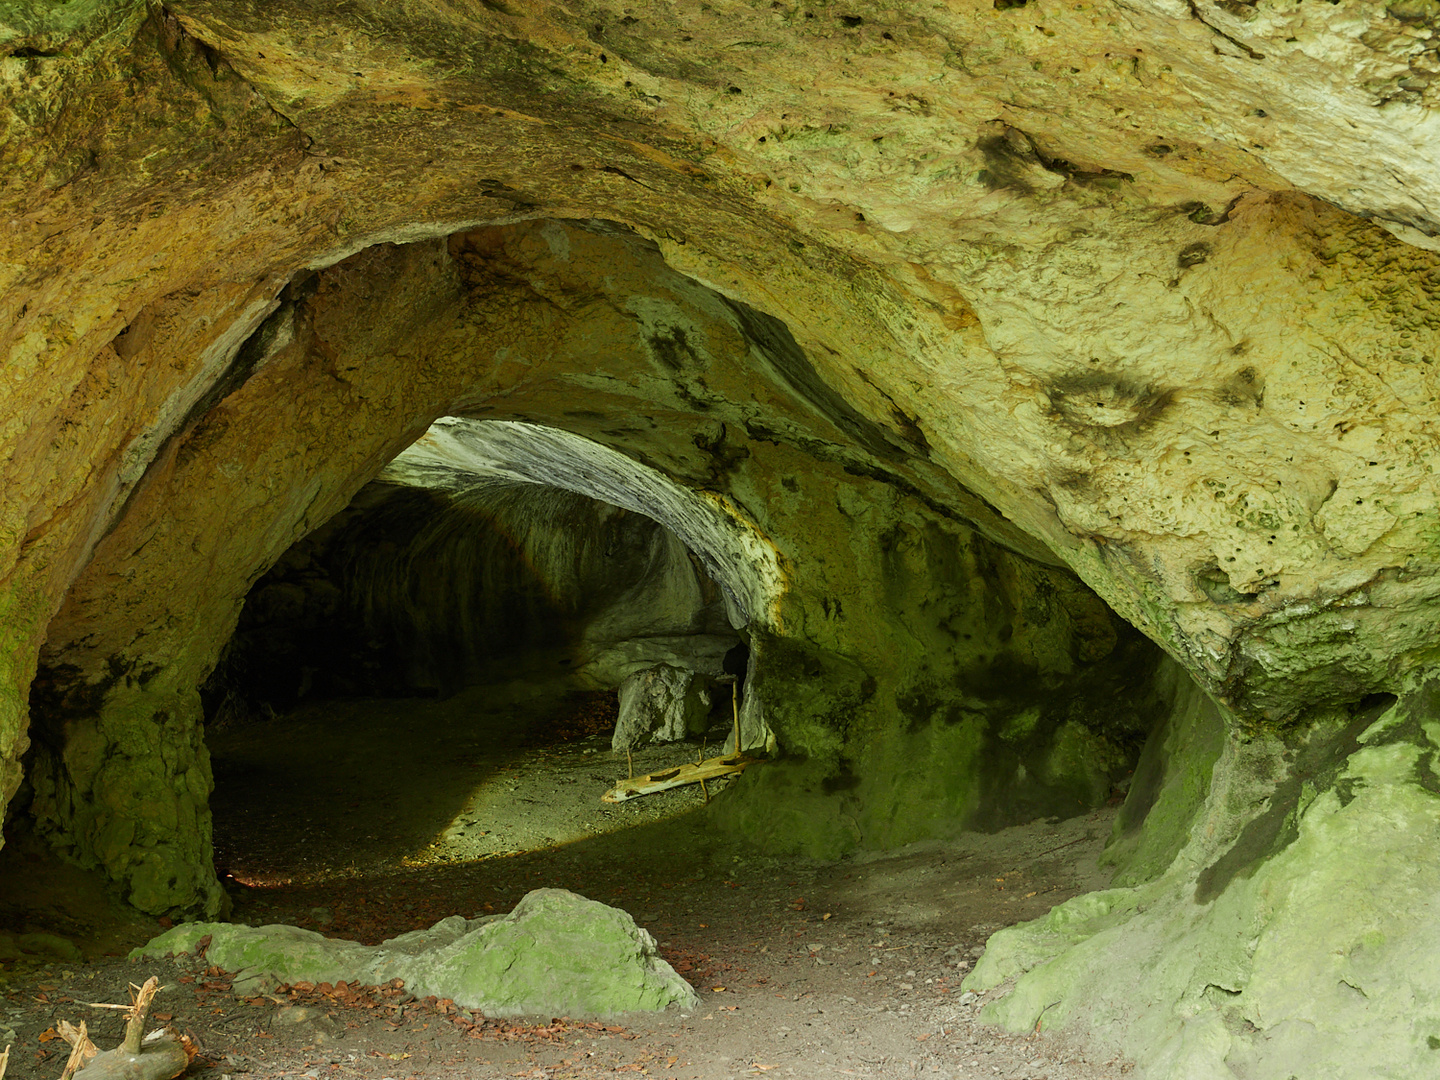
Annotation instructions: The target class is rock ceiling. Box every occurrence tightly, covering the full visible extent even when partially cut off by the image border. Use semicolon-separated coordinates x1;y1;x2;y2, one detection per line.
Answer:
5;0;1439;771
5;2;1440;1073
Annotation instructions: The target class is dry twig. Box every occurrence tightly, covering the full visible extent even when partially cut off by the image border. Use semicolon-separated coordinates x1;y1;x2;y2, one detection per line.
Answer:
57;1020;98;1080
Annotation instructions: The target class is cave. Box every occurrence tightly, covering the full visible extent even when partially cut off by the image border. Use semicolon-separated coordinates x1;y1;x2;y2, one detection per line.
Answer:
5;1;1440;1077
192;413;1169;895
201;417;763;886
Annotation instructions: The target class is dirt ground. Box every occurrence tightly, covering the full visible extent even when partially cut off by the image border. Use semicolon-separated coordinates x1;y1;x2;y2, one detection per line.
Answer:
0;682;1135;1080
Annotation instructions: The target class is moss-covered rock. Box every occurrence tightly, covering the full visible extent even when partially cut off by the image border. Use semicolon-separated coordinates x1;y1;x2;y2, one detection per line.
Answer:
964;677;1440;1078
135;889;698;1018
27;675;227;918
1101;659;1228;887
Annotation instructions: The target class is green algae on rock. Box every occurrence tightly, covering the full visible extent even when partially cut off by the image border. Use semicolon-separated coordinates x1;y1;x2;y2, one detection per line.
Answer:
135;888;699;1018
965;682;1440;1078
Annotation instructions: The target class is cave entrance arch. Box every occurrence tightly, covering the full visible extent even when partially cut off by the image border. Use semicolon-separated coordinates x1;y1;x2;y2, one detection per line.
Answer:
201;417;785;891
22;217;1170;925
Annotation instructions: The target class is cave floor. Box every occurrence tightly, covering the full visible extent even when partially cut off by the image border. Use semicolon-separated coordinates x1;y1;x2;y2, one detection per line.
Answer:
0;685;1135;1079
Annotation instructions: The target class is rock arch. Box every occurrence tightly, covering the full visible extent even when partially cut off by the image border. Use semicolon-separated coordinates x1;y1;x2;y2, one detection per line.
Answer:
25;220;1155;918
6;2;1440;1072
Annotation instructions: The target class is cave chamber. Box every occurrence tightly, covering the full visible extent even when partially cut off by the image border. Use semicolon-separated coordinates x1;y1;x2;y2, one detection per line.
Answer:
7;1;1440;1073
15;220;1172;917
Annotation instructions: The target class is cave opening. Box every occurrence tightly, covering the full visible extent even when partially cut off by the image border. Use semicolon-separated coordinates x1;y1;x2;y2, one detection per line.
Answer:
173;410;1181;950
199;417;769;901
0;219;1186;967
0;215;1194;1077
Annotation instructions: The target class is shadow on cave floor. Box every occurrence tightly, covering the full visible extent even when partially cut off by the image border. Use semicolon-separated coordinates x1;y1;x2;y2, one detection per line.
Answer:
209;667;730;892
0;808;1134;1080
195;680;1135;1079
0;675;1137;1079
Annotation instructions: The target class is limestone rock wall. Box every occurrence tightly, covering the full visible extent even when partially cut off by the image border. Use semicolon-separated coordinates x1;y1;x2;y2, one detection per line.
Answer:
4;1;1440;1071
713;524;1166;859
965;681;1440;1077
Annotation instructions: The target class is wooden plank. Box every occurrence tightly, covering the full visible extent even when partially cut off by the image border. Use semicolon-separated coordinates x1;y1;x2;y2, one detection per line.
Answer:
601;754;756;803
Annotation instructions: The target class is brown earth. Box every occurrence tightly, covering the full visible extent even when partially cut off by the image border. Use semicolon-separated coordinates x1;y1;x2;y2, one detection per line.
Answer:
0;683;1133;1080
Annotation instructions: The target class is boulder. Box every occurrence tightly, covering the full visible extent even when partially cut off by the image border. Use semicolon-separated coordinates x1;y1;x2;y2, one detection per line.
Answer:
612;665;712;752
133;888;698;1018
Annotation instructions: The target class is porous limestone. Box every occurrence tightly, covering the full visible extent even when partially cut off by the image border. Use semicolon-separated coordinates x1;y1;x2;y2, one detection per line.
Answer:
4;2;1440;1074
135;888;699;1018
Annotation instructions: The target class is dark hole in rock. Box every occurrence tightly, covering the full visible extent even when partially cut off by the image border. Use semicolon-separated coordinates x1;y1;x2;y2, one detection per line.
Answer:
201;420;761;890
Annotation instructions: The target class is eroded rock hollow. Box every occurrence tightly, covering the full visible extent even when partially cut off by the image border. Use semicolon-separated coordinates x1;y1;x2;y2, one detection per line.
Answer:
5;0;1440;1074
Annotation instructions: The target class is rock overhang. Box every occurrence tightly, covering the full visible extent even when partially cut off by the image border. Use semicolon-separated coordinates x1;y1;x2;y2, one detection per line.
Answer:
6;3;1440;1073
5;0;1438;733
380;416;787;631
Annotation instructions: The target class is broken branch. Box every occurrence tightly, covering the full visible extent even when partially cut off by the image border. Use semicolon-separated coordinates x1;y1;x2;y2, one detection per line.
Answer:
57;1020;97;1080
51;975;195;1080
602;752;756;803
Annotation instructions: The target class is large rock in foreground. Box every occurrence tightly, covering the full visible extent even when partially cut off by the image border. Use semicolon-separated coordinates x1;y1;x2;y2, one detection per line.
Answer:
134;889;698;1018
962;685;1440;1079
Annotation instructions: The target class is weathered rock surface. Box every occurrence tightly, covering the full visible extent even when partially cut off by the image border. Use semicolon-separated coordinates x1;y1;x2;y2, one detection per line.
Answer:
967;683;1440;1078
3;0;1440;1076
612;664;713;751
135;888;699;1018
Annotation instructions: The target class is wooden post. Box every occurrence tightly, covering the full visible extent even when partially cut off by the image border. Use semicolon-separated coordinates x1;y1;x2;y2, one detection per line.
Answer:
715;673;740;756
731;679;740;755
